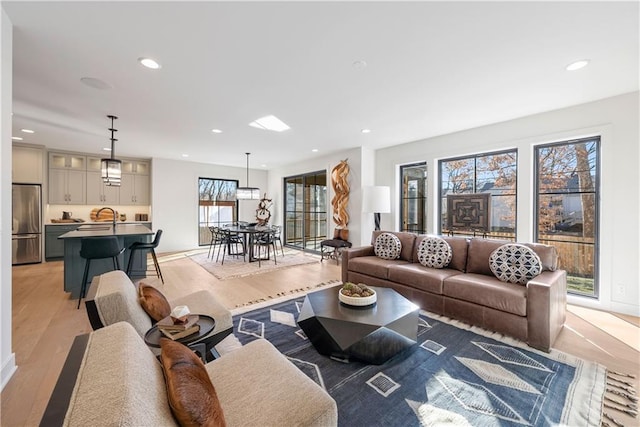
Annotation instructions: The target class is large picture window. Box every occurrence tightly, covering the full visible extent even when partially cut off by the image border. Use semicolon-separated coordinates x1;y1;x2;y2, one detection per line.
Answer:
198;178;238;246
400;163;427;233
284;171;327;252
439;150;517;240
535;137;600;297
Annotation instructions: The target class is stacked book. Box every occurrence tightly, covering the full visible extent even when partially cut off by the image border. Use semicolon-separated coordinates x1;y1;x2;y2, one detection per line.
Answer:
156;314;200;340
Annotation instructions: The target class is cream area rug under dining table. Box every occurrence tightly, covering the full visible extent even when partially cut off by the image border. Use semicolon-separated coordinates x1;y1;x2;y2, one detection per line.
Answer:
187;248;320;280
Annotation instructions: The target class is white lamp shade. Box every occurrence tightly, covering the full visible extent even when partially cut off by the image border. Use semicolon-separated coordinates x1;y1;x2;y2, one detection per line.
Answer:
236;187;261;200
362;186;391;213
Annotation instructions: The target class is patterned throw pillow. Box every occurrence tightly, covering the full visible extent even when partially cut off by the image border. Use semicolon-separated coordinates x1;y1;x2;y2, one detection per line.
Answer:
374;233;402;260
417;236;453;268
489;244;542;285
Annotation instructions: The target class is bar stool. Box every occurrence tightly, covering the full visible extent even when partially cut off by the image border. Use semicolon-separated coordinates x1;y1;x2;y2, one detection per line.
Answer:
126;230;164;284
78;236;124;309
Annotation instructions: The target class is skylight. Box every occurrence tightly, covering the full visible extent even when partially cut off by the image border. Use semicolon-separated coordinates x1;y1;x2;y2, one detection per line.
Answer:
249;115;290;132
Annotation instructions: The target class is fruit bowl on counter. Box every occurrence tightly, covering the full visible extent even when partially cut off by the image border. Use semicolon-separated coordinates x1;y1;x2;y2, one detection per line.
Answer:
339;282;377;306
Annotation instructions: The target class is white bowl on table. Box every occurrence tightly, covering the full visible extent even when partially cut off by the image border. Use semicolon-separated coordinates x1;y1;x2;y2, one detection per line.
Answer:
338;289;377;306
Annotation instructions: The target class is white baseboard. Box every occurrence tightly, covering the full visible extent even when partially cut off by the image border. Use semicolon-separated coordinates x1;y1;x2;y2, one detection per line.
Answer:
1;353;17;391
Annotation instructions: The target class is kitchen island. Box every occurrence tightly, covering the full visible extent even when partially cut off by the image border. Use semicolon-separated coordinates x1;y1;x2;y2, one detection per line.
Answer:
58;224;154;298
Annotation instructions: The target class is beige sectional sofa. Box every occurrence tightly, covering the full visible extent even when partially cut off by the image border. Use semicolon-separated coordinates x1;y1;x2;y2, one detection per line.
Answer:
342;231;567;351
41;321;338;426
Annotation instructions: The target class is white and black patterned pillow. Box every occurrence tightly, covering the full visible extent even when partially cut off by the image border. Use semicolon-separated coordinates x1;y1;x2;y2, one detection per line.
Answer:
489;244;542;285
374;233;402;260
417;236;452;269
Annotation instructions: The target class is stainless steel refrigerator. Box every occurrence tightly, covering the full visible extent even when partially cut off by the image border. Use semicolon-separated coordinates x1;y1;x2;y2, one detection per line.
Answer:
12;184;42;265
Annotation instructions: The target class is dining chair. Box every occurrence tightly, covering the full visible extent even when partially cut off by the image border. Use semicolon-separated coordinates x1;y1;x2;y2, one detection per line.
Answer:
271;225;285;257
253;229;278;267
220;228;246;264
207;226;225;260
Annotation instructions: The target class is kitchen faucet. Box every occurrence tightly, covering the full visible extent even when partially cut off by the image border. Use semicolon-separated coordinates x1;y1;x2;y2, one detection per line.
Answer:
96;207;117;229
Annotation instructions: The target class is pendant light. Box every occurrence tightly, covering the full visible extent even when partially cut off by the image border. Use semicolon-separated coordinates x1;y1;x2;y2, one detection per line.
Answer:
236;152;260;200
101;115;122;186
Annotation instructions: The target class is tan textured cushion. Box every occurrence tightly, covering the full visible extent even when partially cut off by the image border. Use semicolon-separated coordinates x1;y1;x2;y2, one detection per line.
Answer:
63;322;176;427
172;291;232;335
138;282;171;322
160;339;226;427
94;270;152;337
206;339;337;426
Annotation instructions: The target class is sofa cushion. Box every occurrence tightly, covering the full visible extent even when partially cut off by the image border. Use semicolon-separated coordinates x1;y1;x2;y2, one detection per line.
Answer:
348;256;409;280
138;282;171;322
466;238;512;276
374;232;401;260
414;235;468;272
388;263;462;294
417;236;452;268
206;339;337;426
160;338;226;427
523;242;559;271
63;322;177;426
489;244;542;285
444;273;527;316
372;231;416;261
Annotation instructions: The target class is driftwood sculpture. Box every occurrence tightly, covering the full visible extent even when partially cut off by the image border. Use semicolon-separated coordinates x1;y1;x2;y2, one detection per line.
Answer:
331;159;350;240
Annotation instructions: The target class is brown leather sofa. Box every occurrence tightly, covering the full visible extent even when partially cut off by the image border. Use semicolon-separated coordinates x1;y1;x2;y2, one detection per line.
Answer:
342;231;567;352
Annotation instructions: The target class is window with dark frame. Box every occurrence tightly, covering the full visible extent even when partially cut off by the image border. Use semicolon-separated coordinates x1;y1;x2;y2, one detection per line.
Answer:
535;137;600;297
400;163;427;233
438;149;517;240
284;171;327;253
198;178;238;246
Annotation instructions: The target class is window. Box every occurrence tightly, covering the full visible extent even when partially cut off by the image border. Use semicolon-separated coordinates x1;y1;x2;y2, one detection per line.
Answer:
439;150;517;240
535;137;600;297
198;178;238;246
284;171;327;252
400;163;427;233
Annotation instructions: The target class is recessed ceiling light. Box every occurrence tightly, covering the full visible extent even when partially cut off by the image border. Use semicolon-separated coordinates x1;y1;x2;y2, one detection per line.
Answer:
21;129;34;134
138;57;161;69
211;129;223;134
249;115;290;132
312;149;318;152
261;164;267;168
566;60;590;71
352;60;367;69
11;136;23;141
80;77;113;90
182;154;189;158
361;128;371;134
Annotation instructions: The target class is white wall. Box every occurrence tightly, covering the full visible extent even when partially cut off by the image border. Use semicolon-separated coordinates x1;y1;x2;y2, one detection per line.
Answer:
151;158;268;252
0;7;16;390
375;92;639;316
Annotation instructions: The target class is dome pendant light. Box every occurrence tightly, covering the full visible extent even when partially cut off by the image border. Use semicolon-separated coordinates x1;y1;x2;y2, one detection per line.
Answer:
101;115;122;186
236;152;260;200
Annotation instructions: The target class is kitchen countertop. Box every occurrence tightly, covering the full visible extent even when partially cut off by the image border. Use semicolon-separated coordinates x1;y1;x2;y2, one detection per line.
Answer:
47;221;151;226
58;224;153;239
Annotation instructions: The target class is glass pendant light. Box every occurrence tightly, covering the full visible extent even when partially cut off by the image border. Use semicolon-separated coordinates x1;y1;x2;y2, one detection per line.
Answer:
101;115;122;186
236;152;260;200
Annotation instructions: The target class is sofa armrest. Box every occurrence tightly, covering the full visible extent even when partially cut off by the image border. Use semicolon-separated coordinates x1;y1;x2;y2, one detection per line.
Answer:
526;270;567;352
341;246;375;282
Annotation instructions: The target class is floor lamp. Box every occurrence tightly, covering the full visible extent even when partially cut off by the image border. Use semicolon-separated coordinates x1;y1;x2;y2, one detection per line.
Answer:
362;186;391;230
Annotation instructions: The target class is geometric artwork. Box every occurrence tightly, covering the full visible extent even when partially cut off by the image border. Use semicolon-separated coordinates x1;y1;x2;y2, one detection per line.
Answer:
447;193;491;232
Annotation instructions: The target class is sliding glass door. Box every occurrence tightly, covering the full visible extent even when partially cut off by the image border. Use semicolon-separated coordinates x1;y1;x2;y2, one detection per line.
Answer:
284;171;327;252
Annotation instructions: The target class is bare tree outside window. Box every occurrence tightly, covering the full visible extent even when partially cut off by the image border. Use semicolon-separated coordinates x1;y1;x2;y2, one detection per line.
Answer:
439;150;517;240
198;178;238;245
535;137;599;296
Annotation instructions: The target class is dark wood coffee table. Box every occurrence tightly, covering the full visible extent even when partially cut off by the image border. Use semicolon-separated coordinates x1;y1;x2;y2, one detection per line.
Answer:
297;285;419;364
144;315;215;362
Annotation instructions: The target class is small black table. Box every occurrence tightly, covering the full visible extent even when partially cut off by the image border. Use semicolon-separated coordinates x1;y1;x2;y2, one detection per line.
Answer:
297;286;419;364
144;315;215;362
320;239;352;264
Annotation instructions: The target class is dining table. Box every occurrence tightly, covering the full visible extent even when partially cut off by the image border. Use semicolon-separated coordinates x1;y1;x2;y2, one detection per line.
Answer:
222;225;275;263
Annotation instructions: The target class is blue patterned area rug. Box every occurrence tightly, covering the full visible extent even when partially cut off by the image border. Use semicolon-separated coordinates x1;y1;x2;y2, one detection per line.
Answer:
231;296;606;426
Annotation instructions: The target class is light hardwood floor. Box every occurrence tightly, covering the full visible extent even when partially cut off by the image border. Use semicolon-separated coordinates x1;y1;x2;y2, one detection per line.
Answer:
2;252;639;426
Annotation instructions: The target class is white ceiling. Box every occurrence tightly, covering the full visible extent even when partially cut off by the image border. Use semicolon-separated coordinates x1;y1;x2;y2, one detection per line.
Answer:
4;1;638;169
